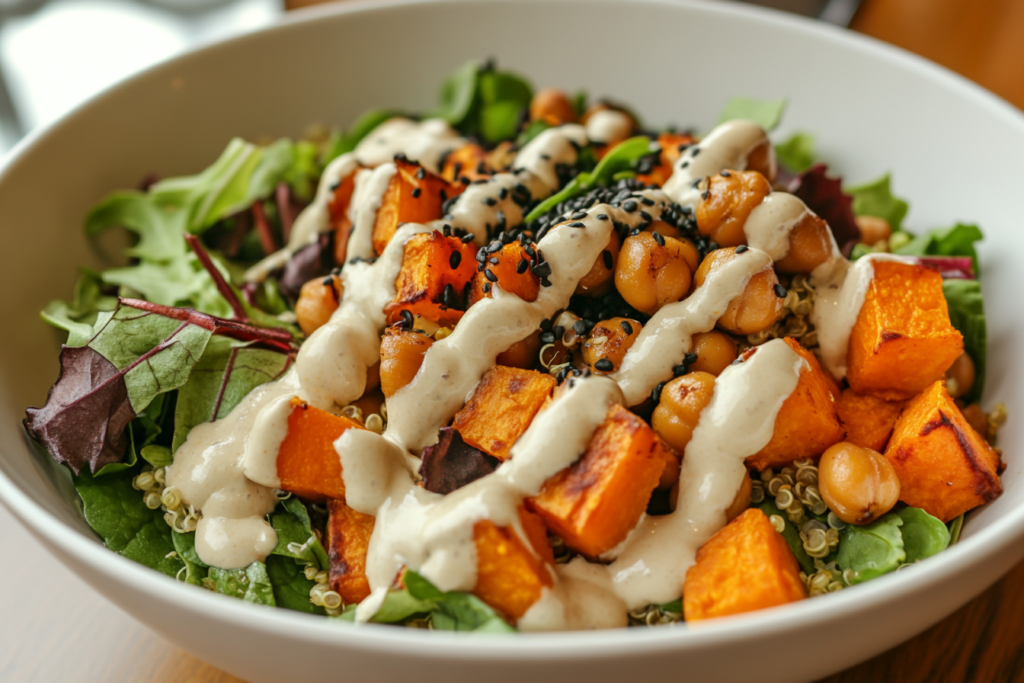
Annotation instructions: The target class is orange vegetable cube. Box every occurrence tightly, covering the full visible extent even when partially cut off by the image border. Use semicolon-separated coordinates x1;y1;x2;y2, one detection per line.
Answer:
885;381;1002;522
379;327;434;398
684;508;806;621
277;399;364;502
328;166;359;265
746;338;845;471
452;366;556;461
529;404;664;558
847;260;963;400
637;132;695;187
440;142;491;184
836;389;905;452
328;500;375;604
468;241;540;305
372;158;464;255
382;231;478;327
473;507;554;622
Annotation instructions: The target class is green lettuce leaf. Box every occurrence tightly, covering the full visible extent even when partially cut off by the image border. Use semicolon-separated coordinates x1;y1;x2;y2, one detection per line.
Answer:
941;279;987;402
208;561;276;606
266;554;325;615
845;173;909;232
404;571;515;632
40;269;119;346
895;223;984;277
836;513;905;584
895;507;950;564
717;96;786;131
171;530;208;586
431;60;533;144
269;497;329;571
774;132;816;173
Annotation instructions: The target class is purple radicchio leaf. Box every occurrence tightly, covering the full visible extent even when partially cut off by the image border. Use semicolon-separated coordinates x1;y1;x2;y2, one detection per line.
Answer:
788;163;860;253
420;427;499;495
279;231;336;304
915;256;975;280
24;346;136;475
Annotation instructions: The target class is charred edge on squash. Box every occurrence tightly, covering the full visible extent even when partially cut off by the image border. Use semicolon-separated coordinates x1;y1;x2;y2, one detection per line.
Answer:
919;410;1002;499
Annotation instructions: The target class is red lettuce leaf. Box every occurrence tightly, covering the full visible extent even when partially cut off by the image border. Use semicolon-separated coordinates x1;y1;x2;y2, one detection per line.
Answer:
915;256;975;280
788;163;860;252
280;231;336;304
24;346;136;474
420;427;499;495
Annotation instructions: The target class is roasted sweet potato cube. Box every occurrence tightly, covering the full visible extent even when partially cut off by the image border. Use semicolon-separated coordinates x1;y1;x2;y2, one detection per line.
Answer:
372;158;464;255
379;327;434;398
382;231;478;327
529;404;664;558
885;381;1002;522
746;338;845;471
440;142;491;184
684;508;806;621
329;167;359;265
277;399;364;501
473;507;553;622
637;132;696;187
836;389;905;452
847;260;963;400
468;242;540;305
328;500;375;604
452;366;556;460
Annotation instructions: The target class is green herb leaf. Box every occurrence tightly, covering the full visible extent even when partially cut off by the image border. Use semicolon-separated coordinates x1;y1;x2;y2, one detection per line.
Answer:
208;561;276;607
403;571;514;632
659;598;683;613
941;279;987;402
269;497;329;571
758;500;815;573
171;530;208;586
895;507;950;564
480;100;524;145
845;173;909;232
371;590;435;624
717;96;787;131
949;514;965;545
774;132;816;173
73;468;184;577
895;223;985;279
431;60;533;143
171;336;291;452
266;554;325;615
140;445;173;468
434;60;481;126
835;513;905;584
40;270;119;346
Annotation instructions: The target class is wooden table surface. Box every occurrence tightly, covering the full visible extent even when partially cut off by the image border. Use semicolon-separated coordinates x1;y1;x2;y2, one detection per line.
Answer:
5;0;1024;681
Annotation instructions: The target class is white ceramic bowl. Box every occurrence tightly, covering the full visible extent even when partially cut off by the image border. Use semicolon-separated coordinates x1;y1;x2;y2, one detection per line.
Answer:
2;1;1023;681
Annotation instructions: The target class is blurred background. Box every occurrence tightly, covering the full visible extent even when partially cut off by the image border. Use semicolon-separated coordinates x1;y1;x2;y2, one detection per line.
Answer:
0;0;1019;156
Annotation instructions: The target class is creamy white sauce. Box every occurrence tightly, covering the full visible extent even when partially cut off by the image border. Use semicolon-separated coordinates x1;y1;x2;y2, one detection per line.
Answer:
744;192;810;261
584;109;633;146
345;163;396;262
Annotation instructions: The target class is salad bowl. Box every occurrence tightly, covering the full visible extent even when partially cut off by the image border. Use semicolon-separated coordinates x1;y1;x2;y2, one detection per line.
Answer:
1;0;1023;681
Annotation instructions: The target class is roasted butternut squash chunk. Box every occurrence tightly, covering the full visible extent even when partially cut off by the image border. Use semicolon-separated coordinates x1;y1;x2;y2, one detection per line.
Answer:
440;142;491;184
382;231;478;327
684;508;806;621
847;260;963;400
473;507;554;622
379;327;434;398
637;132;695;187
328;499;374;604
328;167;359;265
746;338;845;471
884;380;1002;522
468;241;540;305
836;389;904;452
372;158;464;256
529;404;664;558
452;365;556;460
277;399;364;502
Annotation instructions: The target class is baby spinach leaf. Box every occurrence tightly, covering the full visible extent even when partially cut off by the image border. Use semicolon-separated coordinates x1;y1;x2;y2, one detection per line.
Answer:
480;100;524;145
266;554;325;615
208;561;276;607
269;497;329;571
171;336;291;452
758;500;815;573
774;132;816;173
371;590;434;624
72;468;184;577
896;507;950;564
404;571;515;632
836;513;905;584
717;96;786;131
140;445;173;468
434;60;480;126
431;60;533;142
845;173;909;232
517;120;551;147
942;279;987;402
896;223;984;279
171;531;208;585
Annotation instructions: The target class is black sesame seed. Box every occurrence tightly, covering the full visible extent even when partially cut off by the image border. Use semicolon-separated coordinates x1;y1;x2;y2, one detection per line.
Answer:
673;364;688;376
556;367;569;383
568;221;586;228
691;147;701;157
681;161;690;169
486;240;502;253
329;182;340;192
443;283;457;308
483;197;497;207
460;177;471;185
573;320;588;336
640;210;652;222
597;213;609;221
691;179;701;189
721;170;731;177
623;199;638;212
411;187;422;199
554;325;565;339
415;167;426;180
735;244;749;254
685;352;699;364
539;318;553;332
594;358;614;372
440;188;448;203
321;276;334;286
731;357;744;365
401;310;414;329
477;161;487;175
499;187;509;200
652;231;665;247
630;228;642;237
449;251;462;269
476;250;487;263
640;197;655;206
571;211;588;220
774;284;789;298
442;223;451;237
489;257;500;265
620;320;633;335
484;269;498;282
539;331;555;345
482;282;492;294
651;382;665;404
517;259;529;274
701;190;710;201
602;250;613;270
461;233;475;244
540;277;552;287
532;261;552;279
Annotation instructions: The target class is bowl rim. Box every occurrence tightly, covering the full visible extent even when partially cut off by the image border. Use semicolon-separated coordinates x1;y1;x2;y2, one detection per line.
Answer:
2;0;1024;657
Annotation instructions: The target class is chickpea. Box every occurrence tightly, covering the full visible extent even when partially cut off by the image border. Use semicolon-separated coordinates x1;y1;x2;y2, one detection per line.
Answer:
945;352;976;399
696;170;772;248
529;87;576;126
774;214;833;273
582;317;642;373
856;215;892;246
745;140;777;184
725;471;753;521
614;231;693;315
581;102;638;132
651;371;717;453
575;231;620;297
497;330;542;369
379;327;434;398
690;331;738;376
818;442;901;525
693;248;784;335
295;273;342;336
